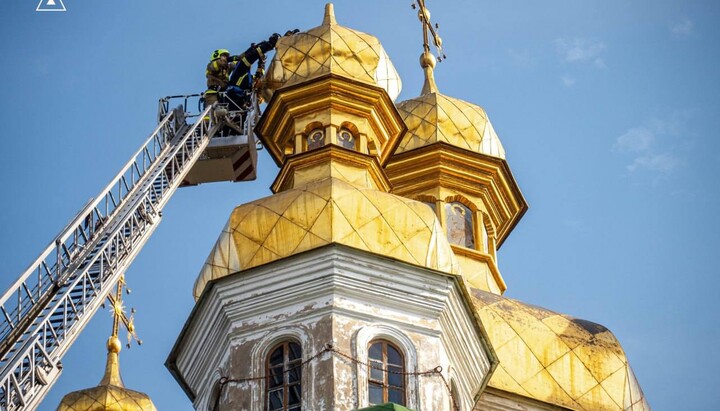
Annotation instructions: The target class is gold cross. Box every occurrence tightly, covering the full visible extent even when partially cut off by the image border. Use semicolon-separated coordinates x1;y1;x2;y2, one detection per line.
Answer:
107;275;142;348
413;0;446;61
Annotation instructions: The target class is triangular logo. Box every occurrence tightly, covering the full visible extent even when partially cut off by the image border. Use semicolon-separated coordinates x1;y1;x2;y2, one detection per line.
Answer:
36;0;66;12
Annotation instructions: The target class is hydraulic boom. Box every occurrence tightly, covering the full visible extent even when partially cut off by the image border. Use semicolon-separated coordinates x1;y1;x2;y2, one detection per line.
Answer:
0;95;260;411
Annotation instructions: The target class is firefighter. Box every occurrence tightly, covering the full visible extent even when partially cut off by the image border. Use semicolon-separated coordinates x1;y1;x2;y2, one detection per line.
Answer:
224;33;282;111
204;48;235;108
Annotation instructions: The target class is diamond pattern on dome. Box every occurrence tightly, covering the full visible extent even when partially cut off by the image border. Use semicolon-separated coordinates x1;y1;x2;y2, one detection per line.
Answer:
545;351;601;399
282;190;327;230
471;288;650;411
264;11;401;101
522;369;576;406
490;366;532;397
396;92;506;158
601;366;631;408
194;178;459;299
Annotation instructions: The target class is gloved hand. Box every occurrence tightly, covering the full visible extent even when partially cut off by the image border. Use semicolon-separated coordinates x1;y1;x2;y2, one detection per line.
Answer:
269;33;281;47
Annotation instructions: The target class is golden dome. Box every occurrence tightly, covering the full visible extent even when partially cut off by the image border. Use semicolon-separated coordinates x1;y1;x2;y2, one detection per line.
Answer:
56;337;157;411
394;52;505;158
471;288;650;410
193;176;459;300
263;3;402;102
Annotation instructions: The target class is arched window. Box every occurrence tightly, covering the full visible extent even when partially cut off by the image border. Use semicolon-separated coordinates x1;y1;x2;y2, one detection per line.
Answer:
307;129;325;150
338;128;356;150
266;341;302;411
368;340;405;406
445;202;475;248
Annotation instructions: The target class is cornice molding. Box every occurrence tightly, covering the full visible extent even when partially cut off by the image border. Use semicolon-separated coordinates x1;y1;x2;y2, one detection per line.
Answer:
271;144;392;193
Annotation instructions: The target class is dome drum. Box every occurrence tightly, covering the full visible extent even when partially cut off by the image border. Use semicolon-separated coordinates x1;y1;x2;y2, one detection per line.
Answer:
256;74;406;168
406;190;506;294
386;142;527;248
290;120;372;158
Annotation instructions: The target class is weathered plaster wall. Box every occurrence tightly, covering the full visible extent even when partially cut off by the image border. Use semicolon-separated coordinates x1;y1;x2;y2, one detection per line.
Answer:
169;245;494;411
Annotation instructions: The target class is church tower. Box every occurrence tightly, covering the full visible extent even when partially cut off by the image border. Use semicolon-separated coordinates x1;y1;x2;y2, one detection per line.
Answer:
168;3;650;411
168;4;495;411
385;47;527;295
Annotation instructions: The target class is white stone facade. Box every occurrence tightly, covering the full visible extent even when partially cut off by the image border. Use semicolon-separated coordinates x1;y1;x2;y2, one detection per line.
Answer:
167;245;495;411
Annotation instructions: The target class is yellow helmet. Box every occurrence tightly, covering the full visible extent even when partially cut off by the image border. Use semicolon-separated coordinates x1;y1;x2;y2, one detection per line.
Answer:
211;49;230;61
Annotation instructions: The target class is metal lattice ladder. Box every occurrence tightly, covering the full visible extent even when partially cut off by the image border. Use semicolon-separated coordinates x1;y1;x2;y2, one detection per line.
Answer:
0;95;260;410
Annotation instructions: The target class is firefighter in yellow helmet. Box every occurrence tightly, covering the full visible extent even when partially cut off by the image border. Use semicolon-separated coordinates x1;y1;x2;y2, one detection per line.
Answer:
205;48;234;107
204;31;297;123
204;32;283;110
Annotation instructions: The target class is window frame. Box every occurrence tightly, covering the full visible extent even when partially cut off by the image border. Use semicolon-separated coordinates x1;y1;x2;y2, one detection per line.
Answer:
265;340;302;411
367;340;406;406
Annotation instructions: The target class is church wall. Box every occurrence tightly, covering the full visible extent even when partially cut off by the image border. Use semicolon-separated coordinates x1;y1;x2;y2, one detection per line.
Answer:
218;314;336;411
169;245;495;411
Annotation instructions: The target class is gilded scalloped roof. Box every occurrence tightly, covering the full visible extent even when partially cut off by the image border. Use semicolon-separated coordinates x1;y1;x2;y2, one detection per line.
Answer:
194;177;459;299
264;4;402;101
471;288;650;411
395;92;506;158
56;386;157;411
57;347;156;411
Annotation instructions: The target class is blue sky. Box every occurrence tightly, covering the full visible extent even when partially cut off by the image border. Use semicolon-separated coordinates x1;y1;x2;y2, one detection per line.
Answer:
1;1;719;409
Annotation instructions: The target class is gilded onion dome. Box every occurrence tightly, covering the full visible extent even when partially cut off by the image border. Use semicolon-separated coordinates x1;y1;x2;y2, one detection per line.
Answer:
263;3;402;102
472;288;650;411
56;336;157;411
194;173;460;300
394;52;505;158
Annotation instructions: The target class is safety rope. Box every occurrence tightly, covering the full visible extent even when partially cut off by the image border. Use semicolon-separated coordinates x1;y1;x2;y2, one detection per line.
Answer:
216;343;460;411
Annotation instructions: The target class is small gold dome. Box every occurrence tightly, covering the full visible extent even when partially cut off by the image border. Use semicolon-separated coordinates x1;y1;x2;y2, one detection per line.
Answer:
194;176;460;300
395;90;506;159
57;337;157;411
471;288;650;410
393;50;505;158
263;3;402;102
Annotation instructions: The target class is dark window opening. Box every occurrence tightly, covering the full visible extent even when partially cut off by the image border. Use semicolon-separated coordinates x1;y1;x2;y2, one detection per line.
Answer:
368;340;405;406
266;341;302;411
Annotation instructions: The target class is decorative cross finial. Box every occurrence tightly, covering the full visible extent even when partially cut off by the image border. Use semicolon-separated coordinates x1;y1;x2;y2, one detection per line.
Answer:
411;0;444;94
98;275;142;387
412;0;445;62
107;275;142;350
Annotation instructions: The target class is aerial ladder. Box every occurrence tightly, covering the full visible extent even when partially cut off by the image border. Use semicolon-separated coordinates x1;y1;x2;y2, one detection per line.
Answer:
0;92;262;410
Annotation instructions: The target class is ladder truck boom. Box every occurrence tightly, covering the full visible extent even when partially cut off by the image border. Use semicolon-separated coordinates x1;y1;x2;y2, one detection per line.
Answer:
0;95;260;411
